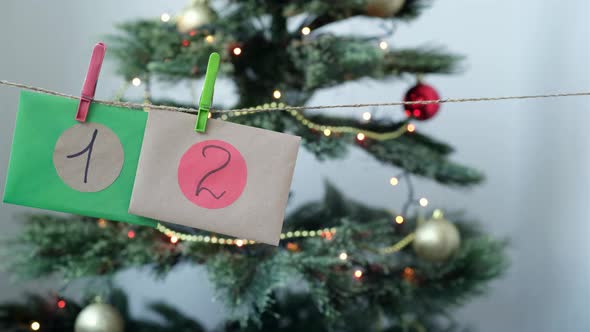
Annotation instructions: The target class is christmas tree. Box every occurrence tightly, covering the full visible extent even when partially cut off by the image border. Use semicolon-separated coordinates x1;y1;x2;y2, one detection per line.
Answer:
1;1;507;331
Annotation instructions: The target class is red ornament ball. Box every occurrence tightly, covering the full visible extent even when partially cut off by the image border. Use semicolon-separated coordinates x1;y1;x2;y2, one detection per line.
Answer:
403;83;440;121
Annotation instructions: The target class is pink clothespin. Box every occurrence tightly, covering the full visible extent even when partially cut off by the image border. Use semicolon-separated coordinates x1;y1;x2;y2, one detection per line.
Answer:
75;43;106;122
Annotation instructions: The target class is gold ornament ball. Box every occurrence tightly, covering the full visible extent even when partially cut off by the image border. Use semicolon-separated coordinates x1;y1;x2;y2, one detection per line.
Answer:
176;0;216;33
413;218;461;262
366;0;406;17
74;303;124;332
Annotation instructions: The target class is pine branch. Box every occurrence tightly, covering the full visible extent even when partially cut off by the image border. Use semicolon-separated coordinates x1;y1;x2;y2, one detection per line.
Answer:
2;186;507;328
289;35;461;91
284;0;432;22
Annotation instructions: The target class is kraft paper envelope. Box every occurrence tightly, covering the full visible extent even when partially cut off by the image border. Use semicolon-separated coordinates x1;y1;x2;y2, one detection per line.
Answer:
3;91;157;227
129;110;301;245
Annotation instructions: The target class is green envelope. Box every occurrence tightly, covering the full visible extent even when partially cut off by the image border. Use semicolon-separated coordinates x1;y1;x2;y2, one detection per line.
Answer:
3;91;157;227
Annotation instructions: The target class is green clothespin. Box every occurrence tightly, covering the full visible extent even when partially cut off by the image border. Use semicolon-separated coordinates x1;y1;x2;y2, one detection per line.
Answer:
195;52;220;132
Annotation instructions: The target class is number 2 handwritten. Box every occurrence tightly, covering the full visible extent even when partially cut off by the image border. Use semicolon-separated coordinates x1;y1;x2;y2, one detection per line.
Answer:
195;145;231;199
178;139;247;209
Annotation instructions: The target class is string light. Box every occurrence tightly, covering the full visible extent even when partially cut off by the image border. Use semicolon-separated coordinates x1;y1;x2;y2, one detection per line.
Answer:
30;322;40;331
323;231;334;240
160;13;171;22
323;128;331;136
406;123;416;132
127;230;136;239
57;300;66;309
353;269;363;279
286;242;299;251
131;77;141;87
432;209;444;219
232;47;242;56
236;239;244;247
301;26;311;35
362;112;372;121
419;197;428;207
395;215;404;224
403;267;416;282
97;218;107;228
170;236;179;244
272;89;282;99
189;30;197;37
205;35;215;43
379;41;388;50
182;39;190;47
339;252;348;261
389;177;399;186
356;132;366;141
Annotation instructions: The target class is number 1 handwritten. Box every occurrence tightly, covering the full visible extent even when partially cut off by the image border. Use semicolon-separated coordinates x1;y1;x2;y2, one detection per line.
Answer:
66;129;98;184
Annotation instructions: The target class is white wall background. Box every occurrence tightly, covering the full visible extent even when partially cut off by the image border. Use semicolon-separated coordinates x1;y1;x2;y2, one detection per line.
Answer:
0;1;589;331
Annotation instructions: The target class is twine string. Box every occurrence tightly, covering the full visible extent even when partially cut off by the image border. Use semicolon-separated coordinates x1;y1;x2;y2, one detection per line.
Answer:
1;80;589;115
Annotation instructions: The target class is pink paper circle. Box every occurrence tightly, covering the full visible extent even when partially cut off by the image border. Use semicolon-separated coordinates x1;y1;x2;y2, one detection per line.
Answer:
178;140;247;209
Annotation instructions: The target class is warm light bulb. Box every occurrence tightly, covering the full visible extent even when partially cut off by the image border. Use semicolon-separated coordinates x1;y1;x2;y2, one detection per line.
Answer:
131;77;141;87
273;89;282;99
419;198;428;207
181;10;199;28
30;322;40;331
395;215;404;224
323;128;332;136
407;123;416;132
236;239;244;247
356;132;366;141
170;236;179;244
207;112;212;119
301;26;311;35
389;177;399;186
232;47;242;56
353;269;363;279
362;112;372;121
433;209;444;219
379;41;388;50
160;13;171;22
205;35;215;43
97;218;107;228
339;252;348;261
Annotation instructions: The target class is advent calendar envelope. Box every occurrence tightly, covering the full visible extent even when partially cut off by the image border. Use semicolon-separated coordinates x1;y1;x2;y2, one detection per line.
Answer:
3;91;157;227
129;110;300;245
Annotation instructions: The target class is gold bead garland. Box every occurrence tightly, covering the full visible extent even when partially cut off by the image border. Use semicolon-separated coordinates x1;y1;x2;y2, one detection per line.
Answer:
156;222;338;246
221;102;411;141
380;233;416;254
